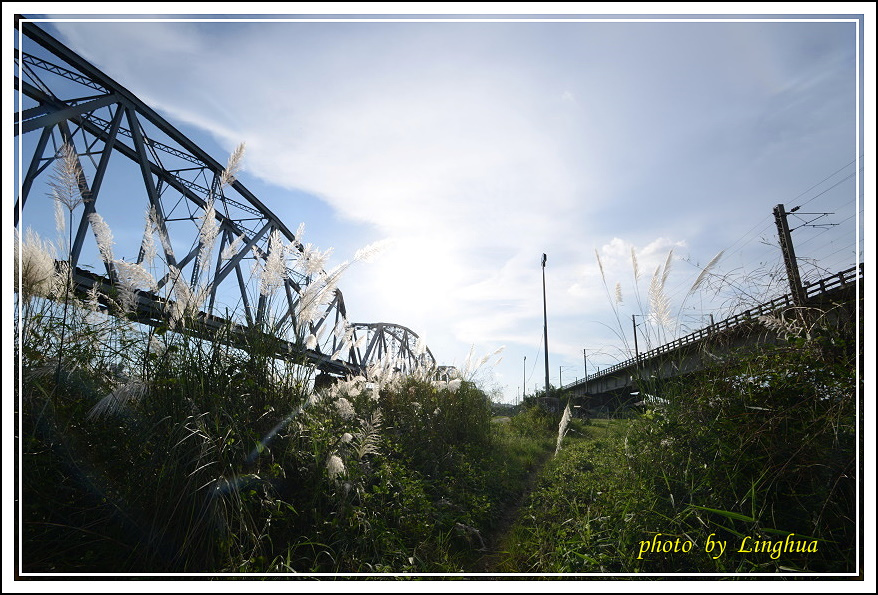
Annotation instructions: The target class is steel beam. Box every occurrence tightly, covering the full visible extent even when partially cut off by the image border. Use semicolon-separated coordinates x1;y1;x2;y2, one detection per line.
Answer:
14;18;436;379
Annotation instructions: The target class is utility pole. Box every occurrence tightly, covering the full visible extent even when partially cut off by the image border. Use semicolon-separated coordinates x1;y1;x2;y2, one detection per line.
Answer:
542;254;550;399
523;356;526;401
774;203;807;307
583;349;587;390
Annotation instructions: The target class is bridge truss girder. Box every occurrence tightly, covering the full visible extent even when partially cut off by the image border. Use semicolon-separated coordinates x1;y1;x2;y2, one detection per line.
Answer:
13;18;434;378
347;323;436;377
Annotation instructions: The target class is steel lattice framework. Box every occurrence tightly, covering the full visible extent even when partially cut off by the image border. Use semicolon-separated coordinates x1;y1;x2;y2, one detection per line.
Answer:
13;18;437;378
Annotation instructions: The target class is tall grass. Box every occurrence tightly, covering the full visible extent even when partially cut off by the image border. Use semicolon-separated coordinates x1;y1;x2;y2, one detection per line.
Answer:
16;144;552;574
18;298;545;572
498;252;858;574
501;327;857;573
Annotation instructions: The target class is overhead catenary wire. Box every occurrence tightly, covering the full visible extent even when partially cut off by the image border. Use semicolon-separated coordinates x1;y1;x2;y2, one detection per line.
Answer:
715;158;860;261
578;158;862;381
641;158;862;342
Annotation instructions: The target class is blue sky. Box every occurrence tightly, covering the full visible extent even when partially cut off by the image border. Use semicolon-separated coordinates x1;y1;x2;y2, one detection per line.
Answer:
10;5;872;403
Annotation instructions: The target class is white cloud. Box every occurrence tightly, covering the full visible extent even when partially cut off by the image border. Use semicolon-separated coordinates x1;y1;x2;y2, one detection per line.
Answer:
45;17;861;402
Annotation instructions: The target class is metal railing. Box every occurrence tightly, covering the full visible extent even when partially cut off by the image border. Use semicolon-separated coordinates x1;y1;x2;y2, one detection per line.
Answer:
566;264;863;390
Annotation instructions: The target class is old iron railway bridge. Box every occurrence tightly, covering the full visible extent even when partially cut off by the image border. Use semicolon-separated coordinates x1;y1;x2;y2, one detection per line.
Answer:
14;19;437;379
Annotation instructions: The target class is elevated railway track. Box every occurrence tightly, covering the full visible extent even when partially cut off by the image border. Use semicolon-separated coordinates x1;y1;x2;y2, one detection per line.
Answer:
563;263;862;399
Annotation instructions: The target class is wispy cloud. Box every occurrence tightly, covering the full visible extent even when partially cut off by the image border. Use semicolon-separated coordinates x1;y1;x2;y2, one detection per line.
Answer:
49;17;859;400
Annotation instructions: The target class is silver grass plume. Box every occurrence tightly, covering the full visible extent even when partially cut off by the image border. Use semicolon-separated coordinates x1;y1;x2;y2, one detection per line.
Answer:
414;336;427;358
354;239;392;263
140;207;158;266
50;143;88;259
113;259;158;314
330;321;355;361
352;331;367;351
555;402;573;456
315;316;333;344
689;250;724;294
296;277;329;333
661;248;674;287
85;283;102;313
334;317;348;340
49;142;86;215
461;345;505;381
166;265;209;328
326;454;345;479
614;281;623;305
758;308;815;341
220;233;244;262
329;319;349;354
294;243;334;278
88;212;115;264
649;264;672;329
220;142;246;188
196;199;220;279
595;248;606;283
293;222;306;245
259;229;287;297
87;379;147;419
305;333;318;350
54;196;65;238
335;397;356;419
353;410;383;460
15;227;59;298
631;246;640;281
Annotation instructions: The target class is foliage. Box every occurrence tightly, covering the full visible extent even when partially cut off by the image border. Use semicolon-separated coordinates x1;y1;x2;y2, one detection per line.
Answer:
15;141;553;574
499;317;858;574
17;285;551;573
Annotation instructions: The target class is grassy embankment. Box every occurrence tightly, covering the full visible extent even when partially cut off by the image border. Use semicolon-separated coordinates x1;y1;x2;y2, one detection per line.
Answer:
16;280;858;576
496;328;858;575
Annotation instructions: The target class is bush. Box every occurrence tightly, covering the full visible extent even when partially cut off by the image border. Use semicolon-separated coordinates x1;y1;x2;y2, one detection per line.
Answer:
623;337;856;572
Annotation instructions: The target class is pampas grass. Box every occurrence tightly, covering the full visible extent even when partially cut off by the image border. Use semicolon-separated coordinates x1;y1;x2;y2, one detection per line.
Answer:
630;246;641;282
49;142;87;252
648;262;672;330
258;229;287;298
139;206;159;267
196;199;220;277
220;142;246;188
89;212;115;265
555;401;572;456
353;410;382;460
15;227;60;299
688;249;724;294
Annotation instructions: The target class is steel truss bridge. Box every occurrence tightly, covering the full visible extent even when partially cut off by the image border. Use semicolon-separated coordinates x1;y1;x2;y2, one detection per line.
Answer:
562;264;863;400
14;19;437;379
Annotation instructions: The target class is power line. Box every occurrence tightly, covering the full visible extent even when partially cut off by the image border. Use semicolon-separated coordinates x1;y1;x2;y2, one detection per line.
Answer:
525;331;543;388
794;158;861;210
719;158;860;261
